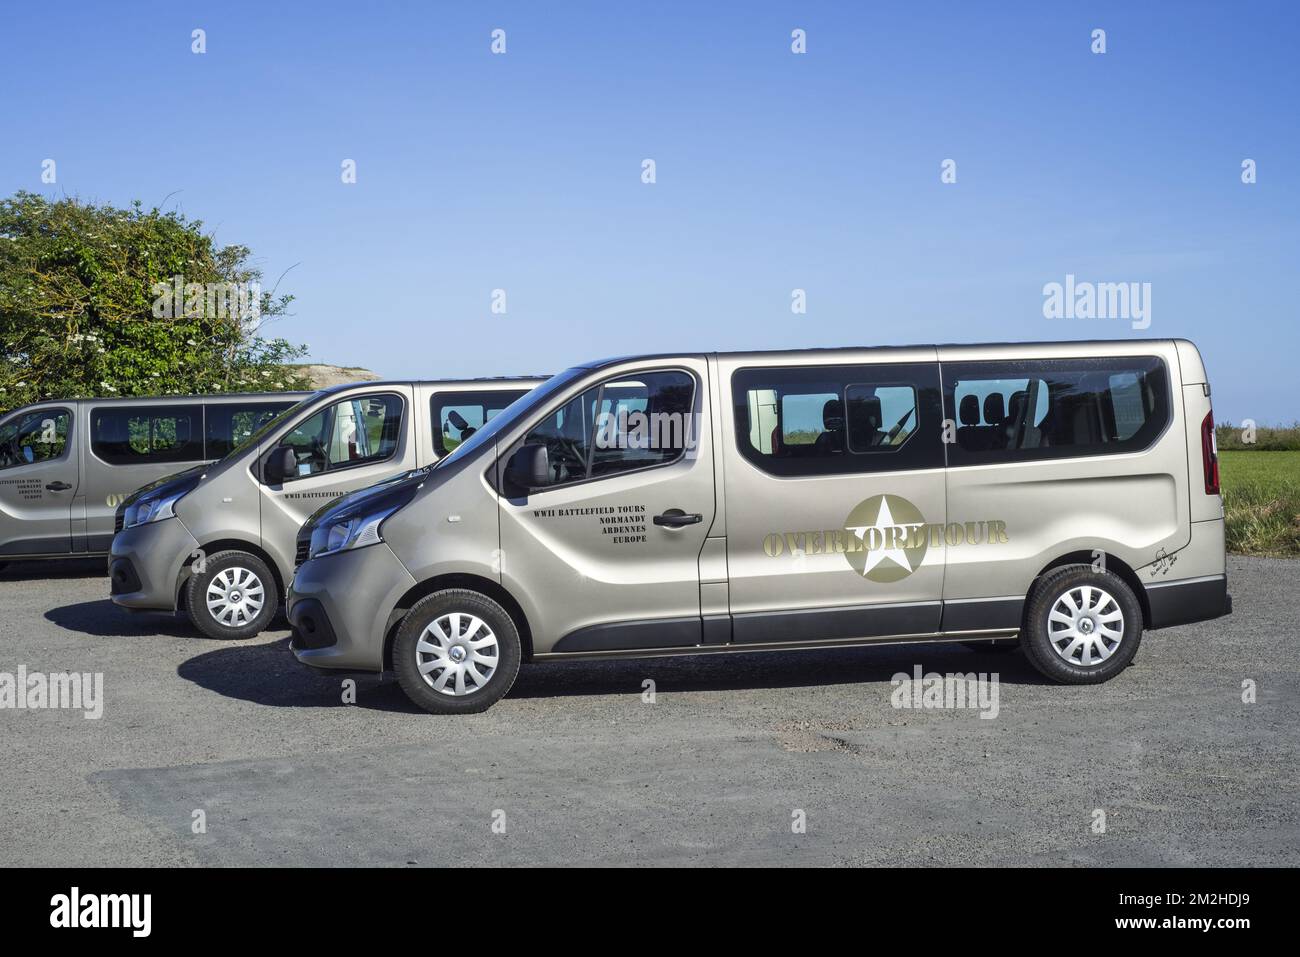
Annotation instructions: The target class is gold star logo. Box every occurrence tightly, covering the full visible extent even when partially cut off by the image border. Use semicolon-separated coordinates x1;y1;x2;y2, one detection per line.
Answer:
843;494;929;583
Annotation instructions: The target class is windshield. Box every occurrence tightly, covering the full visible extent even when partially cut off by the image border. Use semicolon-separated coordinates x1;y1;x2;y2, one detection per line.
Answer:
436;368;587;468
218;395;315;462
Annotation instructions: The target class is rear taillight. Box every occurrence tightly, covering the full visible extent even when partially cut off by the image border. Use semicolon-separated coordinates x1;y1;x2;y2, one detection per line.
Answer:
1200;410;1220;496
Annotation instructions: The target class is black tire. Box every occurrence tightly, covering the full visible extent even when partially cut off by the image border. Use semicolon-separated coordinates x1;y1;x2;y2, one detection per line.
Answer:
961;638;1021;653
393;589;522;715
184;549;279;640
1021;564;1142;684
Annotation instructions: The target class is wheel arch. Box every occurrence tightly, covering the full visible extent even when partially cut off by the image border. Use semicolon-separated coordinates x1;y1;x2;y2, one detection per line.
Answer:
1030;550;1150;629
178;538;287;611
382;573;534;671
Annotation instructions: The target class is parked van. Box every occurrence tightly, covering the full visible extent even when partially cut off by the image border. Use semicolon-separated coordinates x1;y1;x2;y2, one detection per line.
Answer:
0;393;303;572
110;378;541;639
287;341;1231;714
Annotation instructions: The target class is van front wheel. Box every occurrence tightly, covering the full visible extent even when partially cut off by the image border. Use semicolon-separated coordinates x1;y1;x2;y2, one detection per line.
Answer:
393;589;522;715
1022;565;1142;684
184;550;279;640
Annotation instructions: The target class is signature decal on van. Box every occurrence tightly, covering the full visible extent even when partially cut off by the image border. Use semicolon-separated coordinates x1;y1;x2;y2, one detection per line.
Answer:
761;493;1009;583
1150;547;1178;576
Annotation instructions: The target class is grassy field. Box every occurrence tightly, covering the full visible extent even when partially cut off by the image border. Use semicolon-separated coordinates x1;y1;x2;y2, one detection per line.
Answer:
1220;450;1300;557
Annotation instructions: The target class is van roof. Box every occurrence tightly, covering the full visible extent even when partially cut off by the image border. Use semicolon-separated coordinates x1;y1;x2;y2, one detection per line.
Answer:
578;338;1193;367
313;376;549;397
10;391;313;407
5;377;550;412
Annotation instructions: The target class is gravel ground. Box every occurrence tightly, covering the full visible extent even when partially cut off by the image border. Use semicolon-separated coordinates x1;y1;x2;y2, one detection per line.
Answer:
1;555;1296;866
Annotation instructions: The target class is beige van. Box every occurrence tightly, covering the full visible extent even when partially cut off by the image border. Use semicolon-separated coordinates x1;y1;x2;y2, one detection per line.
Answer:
109;378;540;638
288;340;1230;714
0;393;302;571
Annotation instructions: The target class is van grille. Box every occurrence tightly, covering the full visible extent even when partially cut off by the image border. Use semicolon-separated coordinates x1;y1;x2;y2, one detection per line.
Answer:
294;538;310;569
113;508;125;534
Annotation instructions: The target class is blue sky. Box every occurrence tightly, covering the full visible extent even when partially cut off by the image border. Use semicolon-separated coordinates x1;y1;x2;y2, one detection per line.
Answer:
3;1;1297;423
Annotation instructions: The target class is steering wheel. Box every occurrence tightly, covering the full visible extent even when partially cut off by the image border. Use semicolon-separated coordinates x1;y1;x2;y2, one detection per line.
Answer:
549;437;587;481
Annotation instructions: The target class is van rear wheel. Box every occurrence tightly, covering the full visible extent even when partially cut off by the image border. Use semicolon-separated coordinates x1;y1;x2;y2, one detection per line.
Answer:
184;550;279;640
1021;565;1142;684
393;589;522;715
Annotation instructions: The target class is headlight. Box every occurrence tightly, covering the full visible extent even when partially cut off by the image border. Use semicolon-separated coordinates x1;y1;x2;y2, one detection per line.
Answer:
308;501;403;559
304;474;423;561
122;484;194;529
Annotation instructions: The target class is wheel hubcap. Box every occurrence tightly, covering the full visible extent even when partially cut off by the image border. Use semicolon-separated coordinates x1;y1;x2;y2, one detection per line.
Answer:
415;613;499;696
1047;585;1124;666
206;566;266;628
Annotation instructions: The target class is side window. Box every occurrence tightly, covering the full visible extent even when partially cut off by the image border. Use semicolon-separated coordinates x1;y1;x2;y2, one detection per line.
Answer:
0;409;71;470
524;386;600;485
847;384;919;451
1107;372;1147;440
733;363;941;477
91;406;204;465
432;390;527;456
943;357;1170;465
204;401;295;458
279;394;403;479
778;390;837;450
520;370;696;487
589;372;695;477
950;377;1048;455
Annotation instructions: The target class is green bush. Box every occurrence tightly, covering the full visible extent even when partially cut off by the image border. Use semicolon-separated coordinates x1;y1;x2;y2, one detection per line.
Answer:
0;191;310;414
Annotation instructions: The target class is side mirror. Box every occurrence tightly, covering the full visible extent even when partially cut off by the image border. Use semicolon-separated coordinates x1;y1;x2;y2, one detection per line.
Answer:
267;446;298;483
506;444;550;490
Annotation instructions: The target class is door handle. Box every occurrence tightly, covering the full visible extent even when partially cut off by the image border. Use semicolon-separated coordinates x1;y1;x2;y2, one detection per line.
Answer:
45;481;73;492
654;509;702;528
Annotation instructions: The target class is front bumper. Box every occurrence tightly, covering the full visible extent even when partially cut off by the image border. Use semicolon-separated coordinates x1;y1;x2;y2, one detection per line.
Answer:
288;542;417;673
109;518;201;611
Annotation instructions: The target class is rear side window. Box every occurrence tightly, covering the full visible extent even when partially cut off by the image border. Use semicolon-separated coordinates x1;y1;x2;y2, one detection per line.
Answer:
432;390;527;456
520;370;696;487
943;356;1170;465
732;363;944;477
203;401;296;459
0;408;71;470
91;405;204;465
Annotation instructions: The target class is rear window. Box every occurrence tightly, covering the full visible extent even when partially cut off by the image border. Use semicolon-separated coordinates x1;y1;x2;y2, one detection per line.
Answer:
942;356;1170;465
91;405;205;465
